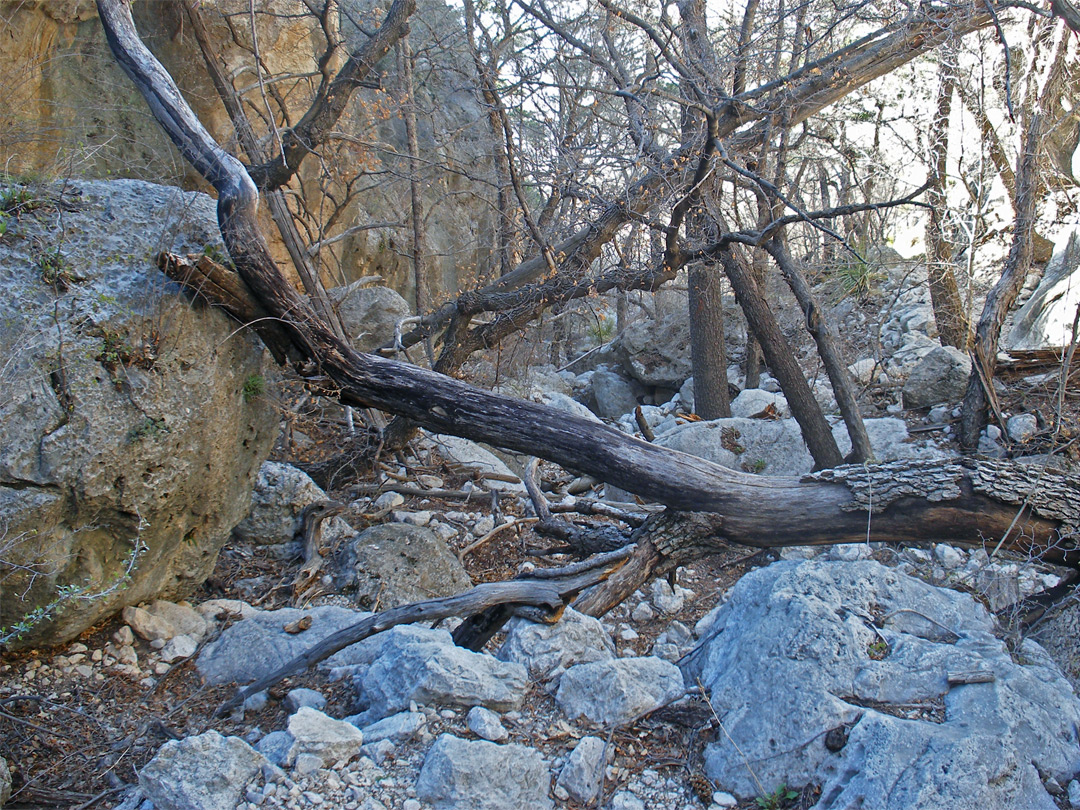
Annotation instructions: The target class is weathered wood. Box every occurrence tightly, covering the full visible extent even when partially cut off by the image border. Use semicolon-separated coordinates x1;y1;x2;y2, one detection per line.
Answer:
765;236;873;462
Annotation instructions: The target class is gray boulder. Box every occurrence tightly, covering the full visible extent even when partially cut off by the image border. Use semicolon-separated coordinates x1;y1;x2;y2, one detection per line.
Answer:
685;560;1080;808
359;710;427;744
415;734;553;810
614;314;693;388
555;736;609;804
590;368;641;419
538;391;602;423
287;707;364;766
902;345;973;409
466;706;508;742
426;434;524;491
0;180;277;648
497;607;616;684
196;605;371;685
555;657;685;726
328;283;411;353
139;731;268;810
336;523;472;610
729;388;790;419
233;462;350;551
354;628;528;722
656;417;803;475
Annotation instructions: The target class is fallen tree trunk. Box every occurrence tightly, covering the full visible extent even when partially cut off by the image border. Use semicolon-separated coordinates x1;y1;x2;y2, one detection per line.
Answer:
101;0;1080;577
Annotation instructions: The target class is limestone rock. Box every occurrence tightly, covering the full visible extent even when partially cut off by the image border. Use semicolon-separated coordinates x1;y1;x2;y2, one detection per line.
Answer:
196;605;372;685
354;629;528;723
902;345;973;409
685;560;1080;808
426;434;524;492
466;706;508;742
555;657;685;726
614;314;693;388
139;731;268;810
158;634;198;664
328;283;410;353
336;523;472;610
359;711;427;744
122;606;174;642
232;462;336;548
656;416;938;477
414;734;554;810
144;601;208;640
590;368;641;419
729;388;790;419
255;731;294;768
287;707;364;766
284;688;327;714
0;180;276;649
555;736;609;804
1008;230;1080;349
497;607;616;684
537;391;602;423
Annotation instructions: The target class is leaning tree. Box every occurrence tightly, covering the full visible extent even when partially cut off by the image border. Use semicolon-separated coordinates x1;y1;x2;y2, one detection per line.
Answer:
95;0;1080;639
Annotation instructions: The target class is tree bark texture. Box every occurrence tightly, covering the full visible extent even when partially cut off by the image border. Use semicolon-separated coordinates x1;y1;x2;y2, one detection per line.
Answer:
765;236;872;462
925;48;971;351
688;263;731;419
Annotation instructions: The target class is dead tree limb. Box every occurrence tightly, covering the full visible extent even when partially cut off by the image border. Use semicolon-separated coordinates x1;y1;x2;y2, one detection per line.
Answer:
218;561;622;714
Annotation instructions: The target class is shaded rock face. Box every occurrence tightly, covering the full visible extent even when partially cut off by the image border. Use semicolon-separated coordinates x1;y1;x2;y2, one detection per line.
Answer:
0;180;277;648
684;560;1080;809
901;345;972;409
328;283;411;353
614;305;747;389
336;523;473;610
1008;229;1080;350
1;0;495;303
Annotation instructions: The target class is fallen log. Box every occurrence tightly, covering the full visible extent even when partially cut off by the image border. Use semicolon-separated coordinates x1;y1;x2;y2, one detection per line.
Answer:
101;0;1080;592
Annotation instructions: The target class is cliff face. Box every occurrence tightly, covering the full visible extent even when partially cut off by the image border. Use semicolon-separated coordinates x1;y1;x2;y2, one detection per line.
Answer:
0;0;496;304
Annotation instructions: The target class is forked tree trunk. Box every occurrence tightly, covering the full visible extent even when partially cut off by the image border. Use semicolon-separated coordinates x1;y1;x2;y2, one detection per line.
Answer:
100;0;1079;605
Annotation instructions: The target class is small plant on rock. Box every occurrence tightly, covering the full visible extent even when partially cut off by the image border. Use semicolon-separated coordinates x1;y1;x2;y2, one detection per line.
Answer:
756;784;799;810
242;372;266;402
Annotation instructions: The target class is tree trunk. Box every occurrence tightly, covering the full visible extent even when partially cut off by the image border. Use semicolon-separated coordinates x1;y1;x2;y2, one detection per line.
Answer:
925;48;971;350
717;244;844;469
688;263;731;419
960;115;1044;449
765;236;872;462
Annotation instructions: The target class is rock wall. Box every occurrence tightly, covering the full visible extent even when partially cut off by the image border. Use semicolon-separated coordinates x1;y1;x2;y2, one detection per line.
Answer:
0;0;496;305
0;179;278;648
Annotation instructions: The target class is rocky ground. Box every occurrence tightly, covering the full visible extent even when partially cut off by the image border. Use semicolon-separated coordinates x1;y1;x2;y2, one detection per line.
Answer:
2;235;1079;810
